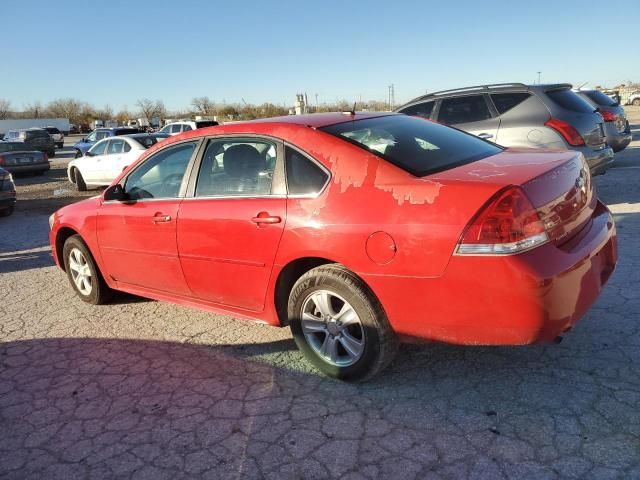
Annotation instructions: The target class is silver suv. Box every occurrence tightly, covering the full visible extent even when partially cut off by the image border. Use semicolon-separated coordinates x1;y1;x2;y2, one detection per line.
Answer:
396;83;614;175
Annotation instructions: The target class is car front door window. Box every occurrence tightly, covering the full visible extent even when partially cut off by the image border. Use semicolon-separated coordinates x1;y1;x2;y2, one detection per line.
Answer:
125;141;198;200
89;140;108;156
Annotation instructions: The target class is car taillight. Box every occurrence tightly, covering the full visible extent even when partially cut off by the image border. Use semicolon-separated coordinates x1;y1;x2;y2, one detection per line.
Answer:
544;118;585;146
456;186;549;255
599;110;616;122
0;155;5;165
43;152;48;161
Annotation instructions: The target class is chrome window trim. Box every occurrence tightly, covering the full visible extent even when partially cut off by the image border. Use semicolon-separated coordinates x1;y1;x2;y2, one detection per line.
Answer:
283;142;331;199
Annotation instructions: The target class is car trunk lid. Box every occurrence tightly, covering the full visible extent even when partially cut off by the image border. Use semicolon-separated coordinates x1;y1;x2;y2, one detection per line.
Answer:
434;148;595;246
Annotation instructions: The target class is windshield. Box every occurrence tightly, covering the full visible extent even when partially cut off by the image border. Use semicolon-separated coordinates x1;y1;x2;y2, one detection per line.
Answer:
0;143;30;153
320;115;502;177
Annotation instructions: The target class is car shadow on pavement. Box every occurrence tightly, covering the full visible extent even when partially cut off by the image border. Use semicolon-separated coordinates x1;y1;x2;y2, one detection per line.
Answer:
1;332;639;479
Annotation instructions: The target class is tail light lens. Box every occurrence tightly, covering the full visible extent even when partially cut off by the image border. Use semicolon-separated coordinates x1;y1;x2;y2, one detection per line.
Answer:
599;110;616;122
0;155;4;165
456;186;549;255
544;118;585;146
43;152;49;161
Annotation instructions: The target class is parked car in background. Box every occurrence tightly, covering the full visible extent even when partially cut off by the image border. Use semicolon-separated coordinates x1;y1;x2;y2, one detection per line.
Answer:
396;83;614;175
69;124;80;134
73;127;140;158
158;120;219;136
49;112;617;381
0;142;50;175
0;167;16;217
627;91;640;106
67;133;170;191
575;90;632;152
44;126;65;149
3;128;55;157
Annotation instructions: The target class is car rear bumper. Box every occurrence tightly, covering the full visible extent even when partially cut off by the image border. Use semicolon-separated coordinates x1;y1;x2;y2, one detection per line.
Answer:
2;162;50;174
580;146;614;175
0;193;16;209
363;200;617;345
603;123;632;152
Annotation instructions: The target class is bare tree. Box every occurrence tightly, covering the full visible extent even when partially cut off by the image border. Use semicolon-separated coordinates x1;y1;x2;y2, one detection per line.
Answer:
0;99;11;119
47;98;85;123
191;96;216;116
23;101;45;118
99;104;114;120
116;109;130;125
136;98;165;122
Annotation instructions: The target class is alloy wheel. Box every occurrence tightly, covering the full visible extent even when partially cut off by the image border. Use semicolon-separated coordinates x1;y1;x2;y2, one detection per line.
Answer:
68;247;92;295
301;290;365;366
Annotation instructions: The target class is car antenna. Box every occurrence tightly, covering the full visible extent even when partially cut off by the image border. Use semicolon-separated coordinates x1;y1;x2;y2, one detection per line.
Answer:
576;82;588;90
342;101;357;116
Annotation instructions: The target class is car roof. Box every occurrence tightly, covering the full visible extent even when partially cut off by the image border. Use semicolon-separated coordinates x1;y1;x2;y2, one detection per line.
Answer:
124;133;170;139
239;111;395;128
95;127;138;131
400;83;573;107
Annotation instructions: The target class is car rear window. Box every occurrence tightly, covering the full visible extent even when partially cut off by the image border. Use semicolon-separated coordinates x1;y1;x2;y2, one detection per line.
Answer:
26;130;48;139
583;90;617;107
546;88;595;113
133;136;162;148
115;128;139;135
45;127;60;134
0;143;27;153
320;115;502;177
490;92;531;114
195;120;219;129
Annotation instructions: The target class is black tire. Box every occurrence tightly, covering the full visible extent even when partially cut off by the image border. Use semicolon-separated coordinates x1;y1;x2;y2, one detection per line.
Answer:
56;143;64;149
74;169;87;191
633;99;640;107
288;264;398;381
0;206;14;217
62;234;112;305
48;150;56;158
74;150;83;159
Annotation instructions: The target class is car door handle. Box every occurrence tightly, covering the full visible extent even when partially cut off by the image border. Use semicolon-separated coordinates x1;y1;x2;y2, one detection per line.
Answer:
151;213;172;223
251;212;281;225
478;132;494;140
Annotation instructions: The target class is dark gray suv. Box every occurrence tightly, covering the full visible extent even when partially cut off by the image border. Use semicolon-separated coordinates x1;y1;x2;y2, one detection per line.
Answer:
396;83;614;175
574;89;632;152
3;128;56;157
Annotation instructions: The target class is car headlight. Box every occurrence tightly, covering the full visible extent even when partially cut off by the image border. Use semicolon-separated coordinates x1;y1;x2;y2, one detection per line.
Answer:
49;213;55;230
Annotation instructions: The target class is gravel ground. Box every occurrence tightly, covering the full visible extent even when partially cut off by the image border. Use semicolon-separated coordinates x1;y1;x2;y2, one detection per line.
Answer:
1;116;639;479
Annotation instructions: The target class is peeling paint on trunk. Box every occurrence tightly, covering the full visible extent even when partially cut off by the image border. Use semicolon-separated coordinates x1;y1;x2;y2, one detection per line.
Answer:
374;161;443;205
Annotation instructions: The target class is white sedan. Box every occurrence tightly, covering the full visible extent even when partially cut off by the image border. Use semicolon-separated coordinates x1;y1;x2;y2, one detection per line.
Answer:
67;134;169;191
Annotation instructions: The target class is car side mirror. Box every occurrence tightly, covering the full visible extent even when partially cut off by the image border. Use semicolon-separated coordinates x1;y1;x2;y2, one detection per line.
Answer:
85;151;94;157
104;184;127;201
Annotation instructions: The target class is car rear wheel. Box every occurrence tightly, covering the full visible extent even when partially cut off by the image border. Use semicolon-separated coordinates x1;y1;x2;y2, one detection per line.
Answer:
633;99;640;106
0;206;14;217
74;169;87;191
288;264;398;381
48;150;56;158
56;143;63;149
63;235;112;305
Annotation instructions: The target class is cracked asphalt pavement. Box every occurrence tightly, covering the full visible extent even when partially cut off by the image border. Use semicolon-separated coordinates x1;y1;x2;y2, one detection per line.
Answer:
1;115;640;479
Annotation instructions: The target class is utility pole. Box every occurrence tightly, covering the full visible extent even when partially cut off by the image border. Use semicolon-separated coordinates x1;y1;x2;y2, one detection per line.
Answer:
537;71;541;84
388;84;395;110
315;93;318;111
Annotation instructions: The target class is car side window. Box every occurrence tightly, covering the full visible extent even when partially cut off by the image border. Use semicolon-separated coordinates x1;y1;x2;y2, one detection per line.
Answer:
171;125;182;134
195;138;276;197
124;142;132;153
125;141;198;200
490;93;531;114
86;131;97;142
89;140;108;156
107;139;125;155
437;95;492;125
96;131;109;141
183;125;193;132
285;147;328;196
399;101;435;119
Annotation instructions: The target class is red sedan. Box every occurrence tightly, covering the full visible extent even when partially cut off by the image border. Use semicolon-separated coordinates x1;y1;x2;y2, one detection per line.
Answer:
49;112;617;380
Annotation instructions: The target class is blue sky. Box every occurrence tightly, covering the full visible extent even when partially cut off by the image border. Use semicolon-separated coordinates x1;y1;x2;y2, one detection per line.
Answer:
2;0;638;111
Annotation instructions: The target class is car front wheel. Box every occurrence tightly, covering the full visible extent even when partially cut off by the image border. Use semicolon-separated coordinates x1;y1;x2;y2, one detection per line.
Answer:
74;169;87;191
62;235;112;304
288;264;398;381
